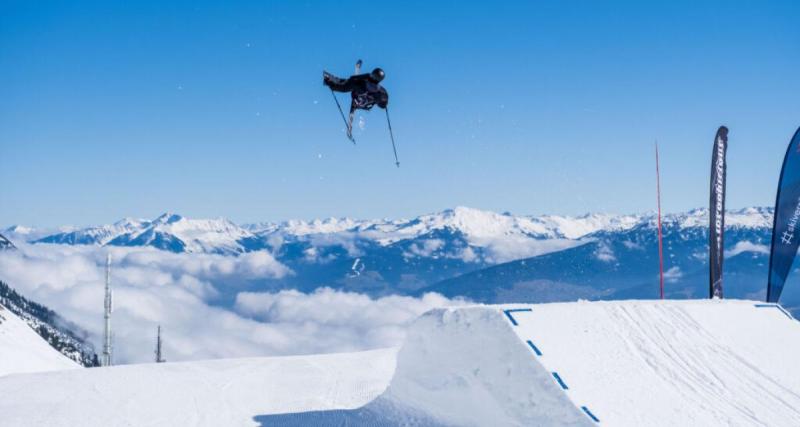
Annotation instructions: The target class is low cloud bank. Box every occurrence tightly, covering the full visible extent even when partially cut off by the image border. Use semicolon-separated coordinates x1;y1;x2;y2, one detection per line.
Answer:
0;244;463;364
235;289;462;354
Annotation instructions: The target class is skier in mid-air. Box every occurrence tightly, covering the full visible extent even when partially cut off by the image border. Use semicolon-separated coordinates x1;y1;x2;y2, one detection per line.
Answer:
323;60;399;167
323;63;388;139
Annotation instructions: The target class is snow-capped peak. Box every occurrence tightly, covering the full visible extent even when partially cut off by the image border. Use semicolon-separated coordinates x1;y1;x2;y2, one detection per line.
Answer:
113;217;149;228
152;213;185;225
667;207;773;229
535;212;643;239
4;225;34;235
280;217;364;236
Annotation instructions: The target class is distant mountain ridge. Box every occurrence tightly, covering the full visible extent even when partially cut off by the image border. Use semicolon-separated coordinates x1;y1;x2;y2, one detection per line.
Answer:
34;213;255;255
8;206;780;304
24;206;773;255
421;206;793;313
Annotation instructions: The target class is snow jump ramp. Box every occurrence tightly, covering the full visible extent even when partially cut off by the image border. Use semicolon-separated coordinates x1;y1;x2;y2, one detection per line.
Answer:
3;300;800;426
260;299;800;426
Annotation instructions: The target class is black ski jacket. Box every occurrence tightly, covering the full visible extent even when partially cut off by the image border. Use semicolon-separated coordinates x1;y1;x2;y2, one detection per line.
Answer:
324;73;389;110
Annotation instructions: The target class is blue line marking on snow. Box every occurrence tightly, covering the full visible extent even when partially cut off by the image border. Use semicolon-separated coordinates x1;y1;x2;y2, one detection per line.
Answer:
552;372;568;390
503;308;532;326
755;304;795;320
777;305;795;319
526;340;542;356
581;406;600;423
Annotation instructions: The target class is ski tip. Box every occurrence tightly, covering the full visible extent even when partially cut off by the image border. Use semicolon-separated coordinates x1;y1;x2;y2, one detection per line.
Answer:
395;162;400;168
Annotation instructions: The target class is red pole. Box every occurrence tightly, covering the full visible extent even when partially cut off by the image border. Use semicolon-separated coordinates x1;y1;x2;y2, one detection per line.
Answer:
655;141;665;299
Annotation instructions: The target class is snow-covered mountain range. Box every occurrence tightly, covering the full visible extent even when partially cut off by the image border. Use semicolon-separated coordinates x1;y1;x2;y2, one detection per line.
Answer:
33;213;253;255
426;210;775;301
4;206;780;306
27;207;626;255
15;206;772;257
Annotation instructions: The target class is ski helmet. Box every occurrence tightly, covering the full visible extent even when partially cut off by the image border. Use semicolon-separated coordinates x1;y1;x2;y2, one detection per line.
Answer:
370;68;385;82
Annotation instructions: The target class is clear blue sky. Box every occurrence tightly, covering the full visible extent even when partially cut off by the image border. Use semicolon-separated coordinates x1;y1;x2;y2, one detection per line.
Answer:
1;0;799;227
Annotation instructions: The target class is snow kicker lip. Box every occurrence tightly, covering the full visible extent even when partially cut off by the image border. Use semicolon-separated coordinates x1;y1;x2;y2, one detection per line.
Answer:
256;306;592;426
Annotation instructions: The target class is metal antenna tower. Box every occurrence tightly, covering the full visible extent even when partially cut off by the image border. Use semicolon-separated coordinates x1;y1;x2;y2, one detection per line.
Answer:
102;254;113;366
155;325;165;363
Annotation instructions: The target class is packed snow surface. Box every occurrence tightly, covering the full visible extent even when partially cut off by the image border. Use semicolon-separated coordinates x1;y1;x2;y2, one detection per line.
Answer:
0;304;80;376
2;299;800;426
0;348;397;427
505;299;800;426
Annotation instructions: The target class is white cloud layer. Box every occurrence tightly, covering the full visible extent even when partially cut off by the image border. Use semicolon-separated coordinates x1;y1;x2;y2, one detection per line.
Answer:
235;289;463;354
0;244;462;364
663;266;683;283
725;241;769;258
480;237;586;264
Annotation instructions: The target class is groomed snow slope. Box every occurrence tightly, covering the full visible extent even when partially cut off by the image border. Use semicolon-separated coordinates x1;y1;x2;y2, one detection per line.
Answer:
0;348;396;427
0;304;80;377
502;299;800;426
2;300;800;426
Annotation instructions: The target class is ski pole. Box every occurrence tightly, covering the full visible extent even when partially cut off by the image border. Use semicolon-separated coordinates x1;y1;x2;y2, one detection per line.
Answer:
385;108;400;167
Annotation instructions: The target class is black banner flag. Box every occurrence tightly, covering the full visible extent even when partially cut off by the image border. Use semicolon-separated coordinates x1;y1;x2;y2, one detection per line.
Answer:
709;126;728;299
767;127;800;303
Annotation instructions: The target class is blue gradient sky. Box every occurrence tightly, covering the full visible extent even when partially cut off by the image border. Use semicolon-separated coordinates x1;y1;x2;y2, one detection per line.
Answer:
1;1;799;227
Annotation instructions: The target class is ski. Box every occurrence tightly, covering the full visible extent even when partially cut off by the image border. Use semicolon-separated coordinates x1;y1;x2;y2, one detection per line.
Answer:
325;71;356;144
346;59;362;140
